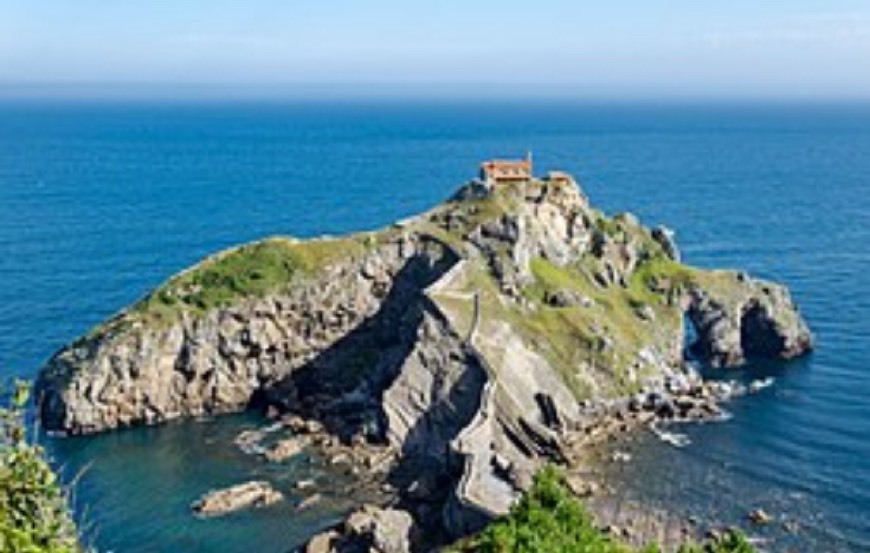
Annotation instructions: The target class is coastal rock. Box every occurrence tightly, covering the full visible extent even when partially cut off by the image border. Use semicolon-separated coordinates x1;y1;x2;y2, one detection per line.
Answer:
263;437;308;462
191;481;282;517
305;530;340;553
748;508;772;525
345;505;414;553
687;274;813;368
300;505;414;553
37;233;459;435
652;226;680;262
296;493;323;511
36;174;813;546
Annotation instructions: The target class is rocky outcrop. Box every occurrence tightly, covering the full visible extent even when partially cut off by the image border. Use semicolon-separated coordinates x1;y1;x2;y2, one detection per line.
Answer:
37;172;812;549
191;481;282;517
687;272;813;367
303;505;414;553
652;226;680;262
263;436;309;462
381;305;487;463
37;235;458;435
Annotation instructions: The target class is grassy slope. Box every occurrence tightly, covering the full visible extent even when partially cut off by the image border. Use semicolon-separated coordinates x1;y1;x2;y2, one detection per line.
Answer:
84;234;380;338
138;236;368;317
424;184;705;399
513;255;690;398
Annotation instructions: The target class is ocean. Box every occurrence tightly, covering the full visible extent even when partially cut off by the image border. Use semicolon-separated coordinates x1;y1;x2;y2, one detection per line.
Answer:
1;100;868;552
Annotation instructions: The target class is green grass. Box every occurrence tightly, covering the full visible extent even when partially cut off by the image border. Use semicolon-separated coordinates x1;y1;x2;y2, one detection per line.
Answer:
126;235;367;324
441;255;651;399
1;382;81;553
450;467;756;553
423;192;709;401
515;257;686;397
627;257;696;305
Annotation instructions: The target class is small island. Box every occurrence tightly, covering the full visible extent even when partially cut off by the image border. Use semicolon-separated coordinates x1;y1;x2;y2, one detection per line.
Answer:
36;158;812;551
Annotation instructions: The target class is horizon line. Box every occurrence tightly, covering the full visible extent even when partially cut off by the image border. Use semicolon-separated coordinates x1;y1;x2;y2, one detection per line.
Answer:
2;81;870;104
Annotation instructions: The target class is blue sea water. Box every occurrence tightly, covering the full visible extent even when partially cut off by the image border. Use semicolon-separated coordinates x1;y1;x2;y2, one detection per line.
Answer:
0;100;868;552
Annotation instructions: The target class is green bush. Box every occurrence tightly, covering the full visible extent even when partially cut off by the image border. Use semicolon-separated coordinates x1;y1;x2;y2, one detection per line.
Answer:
466;466;633;553
0;381;80;553
455;466;755;553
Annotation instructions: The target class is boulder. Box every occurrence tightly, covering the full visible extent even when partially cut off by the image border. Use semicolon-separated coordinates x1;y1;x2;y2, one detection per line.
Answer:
543;289;592;308
652;226;681;262
234;429;265;454
296;493;323;512
263;437;308;462
305;530;339;553
345;505;414;553
748;508;772;525
191;481;282;517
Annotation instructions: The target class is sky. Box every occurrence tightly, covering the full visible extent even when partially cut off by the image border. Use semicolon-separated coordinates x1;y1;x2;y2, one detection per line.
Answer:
1;0;869;99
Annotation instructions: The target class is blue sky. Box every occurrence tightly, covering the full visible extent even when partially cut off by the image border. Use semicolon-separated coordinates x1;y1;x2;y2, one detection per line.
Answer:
1;0;869;98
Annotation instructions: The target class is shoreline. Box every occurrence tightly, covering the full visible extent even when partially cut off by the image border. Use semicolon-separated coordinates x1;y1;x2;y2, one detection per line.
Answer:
211;363;776;552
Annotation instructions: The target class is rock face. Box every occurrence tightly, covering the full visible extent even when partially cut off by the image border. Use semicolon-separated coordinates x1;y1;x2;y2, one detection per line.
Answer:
37;234;457;434
687;273;813;368
36;173;812;548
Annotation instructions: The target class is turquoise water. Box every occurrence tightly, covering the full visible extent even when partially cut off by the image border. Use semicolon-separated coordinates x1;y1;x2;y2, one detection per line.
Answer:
1;101;868;551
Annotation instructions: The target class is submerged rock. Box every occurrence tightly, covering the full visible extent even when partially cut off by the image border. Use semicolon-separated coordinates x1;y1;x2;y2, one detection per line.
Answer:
296;493;323;512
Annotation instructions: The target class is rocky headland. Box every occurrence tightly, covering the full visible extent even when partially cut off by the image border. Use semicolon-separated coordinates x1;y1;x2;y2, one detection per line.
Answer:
36;172;811;551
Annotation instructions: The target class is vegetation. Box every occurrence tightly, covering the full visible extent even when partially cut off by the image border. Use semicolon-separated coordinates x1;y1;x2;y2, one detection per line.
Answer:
452;467;756;553
516;256;686;398
0;381;80;553
127;235;368;324
427;197;702;400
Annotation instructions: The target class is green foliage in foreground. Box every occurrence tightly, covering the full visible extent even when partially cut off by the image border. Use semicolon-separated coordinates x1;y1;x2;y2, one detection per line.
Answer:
0;382;80;553
453;466;755;553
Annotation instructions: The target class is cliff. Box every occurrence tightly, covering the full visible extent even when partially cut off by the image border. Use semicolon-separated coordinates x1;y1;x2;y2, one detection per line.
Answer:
35;174;812;546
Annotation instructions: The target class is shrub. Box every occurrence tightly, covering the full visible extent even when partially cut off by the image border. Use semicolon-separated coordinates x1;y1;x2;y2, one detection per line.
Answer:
471;466;632;553
456;466;756;553
0;381;80;553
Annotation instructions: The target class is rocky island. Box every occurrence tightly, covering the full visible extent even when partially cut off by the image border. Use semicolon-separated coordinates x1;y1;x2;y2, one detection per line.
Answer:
36;161;812;551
